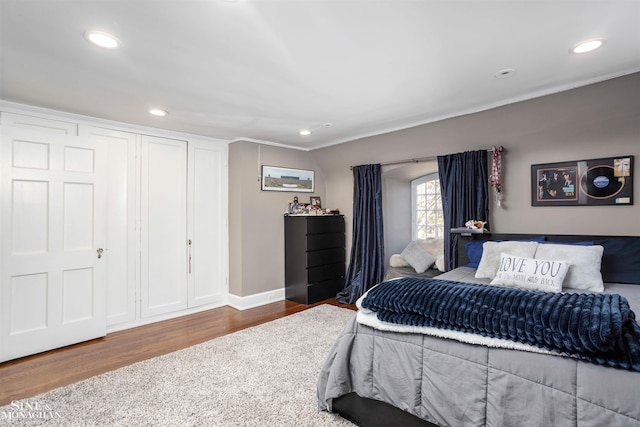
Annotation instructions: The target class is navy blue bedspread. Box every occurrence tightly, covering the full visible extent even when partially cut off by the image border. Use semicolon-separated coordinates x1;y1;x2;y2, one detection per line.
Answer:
361;277;640;371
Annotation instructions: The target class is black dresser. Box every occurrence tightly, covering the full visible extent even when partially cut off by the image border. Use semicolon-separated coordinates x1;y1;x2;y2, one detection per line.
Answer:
284;215;345;304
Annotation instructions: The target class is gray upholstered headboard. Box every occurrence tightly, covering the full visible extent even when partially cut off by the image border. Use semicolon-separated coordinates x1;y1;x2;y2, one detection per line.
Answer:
456;233;640;285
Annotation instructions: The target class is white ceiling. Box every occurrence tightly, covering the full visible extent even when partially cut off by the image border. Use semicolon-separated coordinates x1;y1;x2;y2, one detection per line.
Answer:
1;1;639;150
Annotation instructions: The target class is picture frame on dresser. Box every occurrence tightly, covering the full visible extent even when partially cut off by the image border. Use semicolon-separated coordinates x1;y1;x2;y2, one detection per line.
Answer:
310;196;322;208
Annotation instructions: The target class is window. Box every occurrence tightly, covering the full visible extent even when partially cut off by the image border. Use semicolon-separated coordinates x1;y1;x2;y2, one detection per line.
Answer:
411;173;443;239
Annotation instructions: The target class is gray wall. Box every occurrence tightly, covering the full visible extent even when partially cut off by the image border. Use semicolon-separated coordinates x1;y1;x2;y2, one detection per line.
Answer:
313;72;640;262
228;140;325;297
230;72;640;298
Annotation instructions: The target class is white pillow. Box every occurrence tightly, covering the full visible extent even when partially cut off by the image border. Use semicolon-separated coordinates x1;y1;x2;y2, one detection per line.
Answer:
417;238;444;256
417;238;445;271
475;241;539;279
400;240;436;274
534;244;605;292
490;253;571;293
389;254;409;268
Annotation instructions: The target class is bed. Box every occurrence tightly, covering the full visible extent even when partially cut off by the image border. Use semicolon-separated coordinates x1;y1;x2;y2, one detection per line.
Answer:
317;233;640;427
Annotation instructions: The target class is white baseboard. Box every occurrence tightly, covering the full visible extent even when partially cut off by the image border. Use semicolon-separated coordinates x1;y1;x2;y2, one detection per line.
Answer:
106;300;228;333
106;290;285;334
227;288;285;311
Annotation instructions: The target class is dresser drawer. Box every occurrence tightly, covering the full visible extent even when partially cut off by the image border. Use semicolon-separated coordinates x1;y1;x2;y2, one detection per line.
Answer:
306;216;345;235
307;279;343;304
308;262;344;284
307;247;345;268
306;233;345;251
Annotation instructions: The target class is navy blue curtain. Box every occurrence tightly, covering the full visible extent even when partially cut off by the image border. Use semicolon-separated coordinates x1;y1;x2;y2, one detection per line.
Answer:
337;164;385;304
438;151;489;271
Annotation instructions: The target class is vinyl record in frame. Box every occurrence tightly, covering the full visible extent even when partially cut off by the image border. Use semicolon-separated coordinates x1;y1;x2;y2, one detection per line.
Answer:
531;156;633;206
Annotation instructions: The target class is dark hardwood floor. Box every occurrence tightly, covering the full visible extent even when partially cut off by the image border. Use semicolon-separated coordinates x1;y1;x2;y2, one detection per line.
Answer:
0;298;356;406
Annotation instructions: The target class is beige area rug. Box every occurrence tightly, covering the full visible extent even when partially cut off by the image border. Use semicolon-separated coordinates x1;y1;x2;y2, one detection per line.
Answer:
0;305;355;426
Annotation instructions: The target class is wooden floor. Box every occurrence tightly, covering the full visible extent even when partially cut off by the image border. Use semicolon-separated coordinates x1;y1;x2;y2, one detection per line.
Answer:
0;298;356;407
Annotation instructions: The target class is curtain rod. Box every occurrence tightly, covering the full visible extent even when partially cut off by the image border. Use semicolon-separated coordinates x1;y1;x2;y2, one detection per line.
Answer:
349;146;503;170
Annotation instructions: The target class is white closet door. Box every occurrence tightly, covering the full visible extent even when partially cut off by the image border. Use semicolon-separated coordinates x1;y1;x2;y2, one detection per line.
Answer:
187;140;228;307
0;114;107;362
141;135;188;318
80;126;138;326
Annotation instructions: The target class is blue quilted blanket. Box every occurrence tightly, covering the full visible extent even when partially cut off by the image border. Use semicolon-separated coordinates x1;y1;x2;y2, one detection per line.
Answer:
361;277;640;371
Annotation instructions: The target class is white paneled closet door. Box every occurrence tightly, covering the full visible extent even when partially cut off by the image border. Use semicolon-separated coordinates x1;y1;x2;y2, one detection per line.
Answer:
80;126;138;326
188;140;227;307
140;135;188;318
0;113;107;362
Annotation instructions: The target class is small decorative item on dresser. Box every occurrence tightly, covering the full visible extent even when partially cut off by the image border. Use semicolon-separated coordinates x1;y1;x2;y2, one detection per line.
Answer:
310;196;322;208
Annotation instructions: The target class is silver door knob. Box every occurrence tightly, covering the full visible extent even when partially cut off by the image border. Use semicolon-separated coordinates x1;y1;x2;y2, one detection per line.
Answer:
97;248;104;259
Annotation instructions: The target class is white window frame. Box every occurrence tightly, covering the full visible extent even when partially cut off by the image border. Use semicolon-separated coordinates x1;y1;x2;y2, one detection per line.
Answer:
411;172;444;240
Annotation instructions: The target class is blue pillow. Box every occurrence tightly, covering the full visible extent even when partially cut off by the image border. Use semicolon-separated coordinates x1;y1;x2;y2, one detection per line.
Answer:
465;241;485;268
540;241;593;246
598;238;640;285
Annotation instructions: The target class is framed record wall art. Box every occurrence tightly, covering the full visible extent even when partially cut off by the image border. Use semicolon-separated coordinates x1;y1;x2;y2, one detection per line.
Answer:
532;156;633;206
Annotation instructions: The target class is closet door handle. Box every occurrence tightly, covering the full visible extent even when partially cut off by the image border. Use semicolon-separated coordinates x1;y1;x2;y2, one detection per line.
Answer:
97;248;104;259
188;240;192;274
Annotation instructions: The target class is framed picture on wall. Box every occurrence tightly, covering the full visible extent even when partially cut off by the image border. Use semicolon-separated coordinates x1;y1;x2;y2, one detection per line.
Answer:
531;155;633;206
261;165;315;192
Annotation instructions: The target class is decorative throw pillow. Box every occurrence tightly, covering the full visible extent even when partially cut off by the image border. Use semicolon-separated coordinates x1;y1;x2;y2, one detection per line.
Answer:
417;238;445;271
400;240;436;274
465;241;485;268
475;241;539;279
389;254;409;268
534;244;605;292
466;236;545;269
540;241;594;246
597;238;640;285
490;253;570;292
417;238;444;257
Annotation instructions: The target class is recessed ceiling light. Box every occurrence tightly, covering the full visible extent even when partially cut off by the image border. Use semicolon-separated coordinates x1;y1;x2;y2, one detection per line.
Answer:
494;68;516;79
299;129;312;136
149;109;168;117
84;31;120;49
571;39;605;54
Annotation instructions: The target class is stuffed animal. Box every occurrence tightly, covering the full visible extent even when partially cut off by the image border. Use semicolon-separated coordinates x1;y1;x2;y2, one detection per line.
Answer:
465;220;487;230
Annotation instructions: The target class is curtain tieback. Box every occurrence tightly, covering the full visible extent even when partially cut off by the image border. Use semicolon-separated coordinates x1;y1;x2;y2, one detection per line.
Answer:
490;146;502;206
